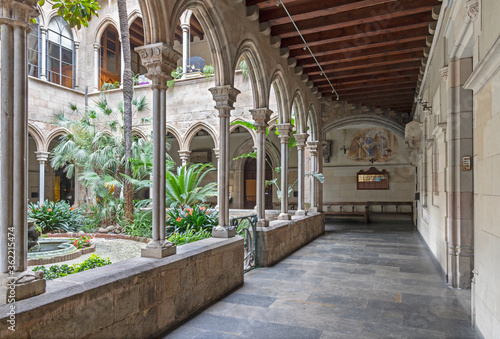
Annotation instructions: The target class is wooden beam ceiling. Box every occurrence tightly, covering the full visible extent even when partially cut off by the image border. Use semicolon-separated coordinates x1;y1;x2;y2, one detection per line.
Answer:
248;0;440;115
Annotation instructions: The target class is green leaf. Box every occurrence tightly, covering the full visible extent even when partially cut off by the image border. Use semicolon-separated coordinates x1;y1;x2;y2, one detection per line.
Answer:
230;120;257;131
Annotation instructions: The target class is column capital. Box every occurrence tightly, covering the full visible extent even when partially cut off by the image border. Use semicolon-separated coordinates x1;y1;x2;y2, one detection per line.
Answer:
136;43;181;89
250;108;272;132
209;86;241;116
213;148;220;159
178;150;191;160
295;133;309;148
39;26;47;33
74;41;80;49
93;43;100;50
0;0;38;27
180;23;190;32
35;151;50;163
307;140;319;155
276;123;292;141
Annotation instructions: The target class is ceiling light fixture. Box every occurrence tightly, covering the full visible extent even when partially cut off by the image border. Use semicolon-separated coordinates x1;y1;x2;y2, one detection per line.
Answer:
277;0;339;100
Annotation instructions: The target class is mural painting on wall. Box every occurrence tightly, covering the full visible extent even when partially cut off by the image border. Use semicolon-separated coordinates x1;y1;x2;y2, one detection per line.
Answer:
348;128;397;162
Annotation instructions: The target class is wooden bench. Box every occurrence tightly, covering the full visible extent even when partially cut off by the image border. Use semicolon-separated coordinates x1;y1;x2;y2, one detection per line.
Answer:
323;201;413;223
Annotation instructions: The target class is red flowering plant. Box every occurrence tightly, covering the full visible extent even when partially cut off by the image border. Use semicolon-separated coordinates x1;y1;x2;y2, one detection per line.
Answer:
70;235;93;249
165;204;218;235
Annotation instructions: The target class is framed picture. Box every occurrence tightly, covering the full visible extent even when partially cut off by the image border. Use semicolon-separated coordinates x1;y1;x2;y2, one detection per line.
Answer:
190;149;212;163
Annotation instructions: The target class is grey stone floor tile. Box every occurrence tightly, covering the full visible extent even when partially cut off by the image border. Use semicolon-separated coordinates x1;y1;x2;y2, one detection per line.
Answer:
221;292;277;308
165;221;478;339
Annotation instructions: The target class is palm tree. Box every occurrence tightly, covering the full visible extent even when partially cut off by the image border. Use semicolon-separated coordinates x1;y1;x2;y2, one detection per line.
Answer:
116;0;134;226
165;164;218;209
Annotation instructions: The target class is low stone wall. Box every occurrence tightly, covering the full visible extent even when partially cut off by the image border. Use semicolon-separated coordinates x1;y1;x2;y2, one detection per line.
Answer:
28;243;96;266
256;213;325;267
0;237;244;338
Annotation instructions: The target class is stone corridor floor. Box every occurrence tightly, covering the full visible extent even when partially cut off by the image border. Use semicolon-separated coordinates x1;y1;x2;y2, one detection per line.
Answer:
165;220;478;339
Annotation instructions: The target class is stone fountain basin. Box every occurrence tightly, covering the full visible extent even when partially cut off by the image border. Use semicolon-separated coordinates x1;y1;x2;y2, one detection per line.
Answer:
28;238;77;259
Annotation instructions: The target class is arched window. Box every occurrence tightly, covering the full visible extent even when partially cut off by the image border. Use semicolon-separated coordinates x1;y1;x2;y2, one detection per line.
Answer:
129;18;146;76
47;16;74;88
100;25;121;88
28;20;41;78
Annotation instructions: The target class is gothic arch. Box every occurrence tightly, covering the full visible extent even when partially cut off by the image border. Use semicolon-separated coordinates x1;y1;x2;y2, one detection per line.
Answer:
229;118;257;145
46;127;71;149
231;137;279;172
28;123;45;152
36;4;47;27
233;39;269;109
307;104;319;141
132;127;149;139
94;16;121;44
269;67;290;124
291;90;306;133
183;121;219;151
128;9;142;26
323;115;405;139
169;0;233;86
46;10;80;43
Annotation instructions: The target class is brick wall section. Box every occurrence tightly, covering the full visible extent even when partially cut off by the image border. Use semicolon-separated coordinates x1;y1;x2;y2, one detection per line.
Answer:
0;237;244;338
256;213;325;267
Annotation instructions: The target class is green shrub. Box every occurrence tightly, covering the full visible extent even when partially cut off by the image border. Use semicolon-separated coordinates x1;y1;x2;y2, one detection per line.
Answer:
33;254;112;280
166;205;218;234
167;229;211;246
125;208;153;238
28;200;84;233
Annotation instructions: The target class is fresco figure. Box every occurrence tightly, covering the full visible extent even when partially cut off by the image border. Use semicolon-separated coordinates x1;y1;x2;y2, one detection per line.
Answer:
348;128;397;162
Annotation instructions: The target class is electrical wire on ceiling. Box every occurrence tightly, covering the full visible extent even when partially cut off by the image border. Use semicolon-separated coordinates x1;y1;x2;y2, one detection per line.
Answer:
277;0;339;100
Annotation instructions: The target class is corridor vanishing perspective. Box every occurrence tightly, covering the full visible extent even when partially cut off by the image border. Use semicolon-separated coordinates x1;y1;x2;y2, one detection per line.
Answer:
167;221;477;339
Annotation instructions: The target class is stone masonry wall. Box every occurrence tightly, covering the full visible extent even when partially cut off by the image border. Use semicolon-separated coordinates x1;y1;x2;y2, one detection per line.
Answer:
0;237;243;338
256;213;325;267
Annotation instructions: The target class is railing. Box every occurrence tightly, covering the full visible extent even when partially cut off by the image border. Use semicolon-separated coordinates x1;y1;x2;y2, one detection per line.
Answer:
230;214;258;271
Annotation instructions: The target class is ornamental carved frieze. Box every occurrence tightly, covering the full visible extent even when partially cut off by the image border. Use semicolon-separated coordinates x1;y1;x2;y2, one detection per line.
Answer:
0;0;38;27
208;86;241;114
135;43;181;85
466;0;479;21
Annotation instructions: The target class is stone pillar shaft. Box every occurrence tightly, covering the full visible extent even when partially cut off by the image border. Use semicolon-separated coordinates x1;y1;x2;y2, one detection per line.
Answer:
209;86;240;237
73;42;79;89
0;0;38;274
40;27;47;80
277;124;292;220
93;43;100;91
295;133;309;215
35;151;50;203
136;43;180;258
181;24;189;76
307;141;319;212
251;108;271;226
446;58;474;288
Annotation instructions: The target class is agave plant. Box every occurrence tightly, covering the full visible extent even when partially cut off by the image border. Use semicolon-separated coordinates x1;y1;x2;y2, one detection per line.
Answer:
165;163;218;208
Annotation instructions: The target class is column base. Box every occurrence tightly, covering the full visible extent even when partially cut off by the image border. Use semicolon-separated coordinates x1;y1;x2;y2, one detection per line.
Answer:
308;207;318;213
1;272;46;304
212;226;236;238
295;209;307;216
278;213;291;220
141;242;176;258
257;219;269;227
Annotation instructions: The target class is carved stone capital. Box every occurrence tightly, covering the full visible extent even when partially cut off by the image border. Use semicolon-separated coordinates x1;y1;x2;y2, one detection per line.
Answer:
295;133;309;148
440;65;449;81
209;86;241;115
35;151;50;163
213;148;220;159
0;0;38;28
135;43;181;88
250;108;272;131
307;140;319;155
276;123;292;142
466;0;479;21
178;150;191;161
423;107;432;116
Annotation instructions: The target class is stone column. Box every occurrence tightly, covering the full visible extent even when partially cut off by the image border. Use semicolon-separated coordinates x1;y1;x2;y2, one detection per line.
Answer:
35;151;50;203
446;58;474;288
136;43;180;258
277;123;292;220
307;141;319;213
209;86;240;237
181;23;190;77
250;108;272;227
40;26;47;80
295;133;309;216
213;148;220;209
0;0;46;302
93;43;100;91
73;41;80;89
178;150;191;166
